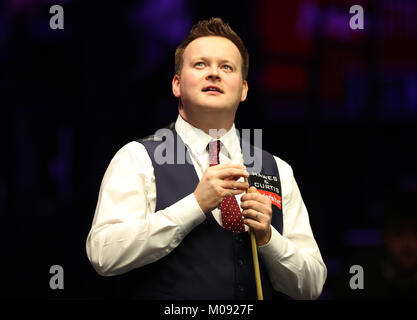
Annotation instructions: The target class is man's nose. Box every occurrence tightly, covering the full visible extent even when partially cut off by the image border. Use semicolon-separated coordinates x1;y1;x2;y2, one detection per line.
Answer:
206;66;220;80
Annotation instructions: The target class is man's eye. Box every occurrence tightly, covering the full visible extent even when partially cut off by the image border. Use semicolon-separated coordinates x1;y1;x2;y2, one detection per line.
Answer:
222;65;232;71
195;62;205;67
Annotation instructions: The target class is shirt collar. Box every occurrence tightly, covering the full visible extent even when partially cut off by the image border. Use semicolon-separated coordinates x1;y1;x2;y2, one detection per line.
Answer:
175;114;239;158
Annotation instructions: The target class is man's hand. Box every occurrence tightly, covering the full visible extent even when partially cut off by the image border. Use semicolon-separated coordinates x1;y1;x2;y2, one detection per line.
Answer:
241;187;272;246
194;164;249;214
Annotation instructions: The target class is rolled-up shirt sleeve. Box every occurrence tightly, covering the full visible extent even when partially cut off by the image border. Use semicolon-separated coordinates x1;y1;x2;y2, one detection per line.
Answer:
86;141;206;276
257;156;327;300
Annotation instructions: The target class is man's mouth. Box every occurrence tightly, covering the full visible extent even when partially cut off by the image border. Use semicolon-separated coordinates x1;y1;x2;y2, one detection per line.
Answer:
202;85;224;94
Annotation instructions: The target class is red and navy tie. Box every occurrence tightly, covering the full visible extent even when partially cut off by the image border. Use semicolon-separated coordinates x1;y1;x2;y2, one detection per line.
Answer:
208;140;245;233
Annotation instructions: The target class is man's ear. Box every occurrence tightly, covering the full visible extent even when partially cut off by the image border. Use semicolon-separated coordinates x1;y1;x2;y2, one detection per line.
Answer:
172;74;181;98
240;80;248;102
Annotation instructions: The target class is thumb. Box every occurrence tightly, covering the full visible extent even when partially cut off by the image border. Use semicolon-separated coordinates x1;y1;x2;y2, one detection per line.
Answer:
248;186;259;194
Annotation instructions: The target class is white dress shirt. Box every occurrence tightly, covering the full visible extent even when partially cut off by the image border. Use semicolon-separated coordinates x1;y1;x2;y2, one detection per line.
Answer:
86;115;327;300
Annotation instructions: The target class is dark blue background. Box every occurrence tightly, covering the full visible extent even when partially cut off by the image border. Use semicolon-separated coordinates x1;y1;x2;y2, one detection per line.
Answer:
1;0;416;299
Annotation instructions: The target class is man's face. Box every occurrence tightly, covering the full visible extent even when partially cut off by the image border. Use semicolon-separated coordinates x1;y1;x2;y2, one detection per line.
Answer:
172;36;248;115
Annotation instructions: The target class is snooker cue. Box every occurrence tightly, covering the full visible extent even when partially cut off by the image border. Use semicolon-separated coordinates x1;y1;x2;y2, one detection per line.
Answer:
244;176;264;300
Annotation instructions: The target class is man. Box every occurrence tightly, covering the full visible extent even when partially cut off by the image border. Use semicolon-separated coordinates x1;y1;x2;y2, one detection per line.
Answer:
86;17;327;300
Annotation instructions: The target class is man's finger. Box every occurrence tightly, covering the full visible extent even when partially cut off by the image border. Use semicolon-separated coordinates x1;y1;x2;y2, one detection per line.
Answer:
241;200;268;213
247;186;259;194
242;209;263;221
217;168;249;180
211;163;246;170
221;180;249;190
241;192;270;205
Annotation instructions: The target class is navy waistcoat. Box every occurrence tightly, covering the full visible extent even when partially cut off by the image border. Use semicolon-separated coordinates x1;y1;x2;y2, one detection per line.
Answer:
115;123;284;299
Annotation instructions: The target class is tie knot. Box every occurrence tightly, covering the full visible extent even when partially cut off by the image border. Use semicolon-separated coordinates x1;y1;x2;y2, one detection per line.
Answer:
208;140;221;166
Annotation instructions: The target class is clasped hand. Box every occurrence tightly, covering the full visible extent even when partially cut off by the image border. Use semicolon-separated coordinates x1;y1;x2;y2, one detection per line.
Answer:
194;164;272;246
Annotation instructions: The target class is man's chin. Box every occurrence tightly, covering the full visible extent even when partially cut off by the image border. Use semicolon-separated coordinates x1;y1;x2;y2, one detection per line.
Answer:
181;99;237;114
196;101;233;111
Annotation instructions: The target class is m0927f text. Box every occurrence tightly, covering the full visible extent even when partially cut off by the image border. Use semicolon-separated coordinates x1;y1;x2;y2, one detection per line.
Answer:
208;304;254;315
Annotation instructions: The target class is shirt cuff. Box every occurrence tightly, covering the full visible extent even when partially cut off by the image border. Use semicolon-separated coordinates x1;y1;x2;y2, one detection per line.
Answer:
257;226;288;261
167;193;206;235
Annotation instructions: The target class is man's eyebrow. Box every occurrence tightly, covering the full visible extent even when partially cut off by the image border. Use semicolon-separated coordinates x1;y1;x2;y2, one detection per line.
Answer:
191;56;211;62
191;56;234;63
219;59;236;66
191;56;207;61
191;57;237;66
